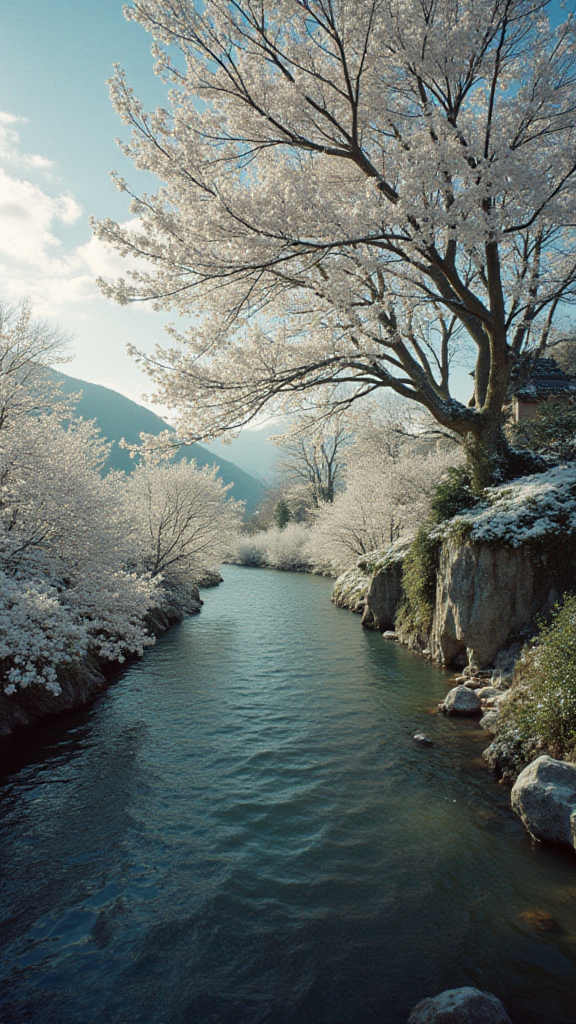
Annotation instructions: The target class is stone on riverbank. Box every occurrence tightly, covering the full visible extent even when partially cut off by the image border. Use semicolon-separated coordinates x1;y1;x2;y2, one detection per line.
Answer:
441;685;481;716
511;755;576;849
476;686;504;700
407;986;512;1024
479;709;500;733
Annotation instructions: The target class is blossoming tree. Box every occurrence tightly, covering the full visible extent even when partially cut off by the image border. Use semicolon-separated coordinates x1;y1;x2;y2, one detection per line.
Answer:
124;459;243;586
96;0;576;490
308;416;461;569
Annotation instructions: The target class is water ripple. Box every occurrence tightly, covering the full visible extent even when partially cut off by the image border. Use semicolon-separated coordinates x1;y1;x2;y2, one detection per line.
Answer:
1;567;576;1024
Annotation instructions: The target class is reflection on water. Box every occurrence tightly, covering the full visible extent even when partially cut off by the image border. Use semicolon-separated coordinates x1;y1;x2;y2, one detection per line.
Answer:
0;565;575;1024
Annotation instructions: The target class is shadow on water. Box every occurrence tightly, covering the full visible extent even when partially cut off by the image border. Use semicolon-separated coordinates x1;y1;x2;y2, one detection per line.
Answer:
0;565;575;1024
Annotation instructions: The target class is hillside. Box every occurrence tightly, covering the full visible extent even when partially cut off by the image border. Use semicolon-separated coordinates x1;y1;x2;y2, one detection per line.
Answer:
55;373;264;514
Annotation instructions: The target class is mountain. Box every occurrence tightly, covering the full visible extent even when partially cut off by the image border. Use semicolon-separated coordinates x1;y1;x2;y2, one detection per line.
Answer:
54;373;264;514
205;421;283;482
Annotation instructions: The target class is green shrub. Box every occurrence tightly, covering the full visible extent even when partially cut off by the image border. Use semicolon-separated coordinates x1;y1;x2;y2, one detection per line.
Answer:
510;398;576;462
273;499;291;529
499;596;576;763
397;466;478;635
397;526;439;634
429;464;477;521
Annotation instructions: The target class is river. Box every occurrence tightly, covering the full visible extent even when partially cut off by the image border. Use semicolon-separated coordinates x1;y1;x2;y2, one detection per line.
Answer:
0;565;575;1024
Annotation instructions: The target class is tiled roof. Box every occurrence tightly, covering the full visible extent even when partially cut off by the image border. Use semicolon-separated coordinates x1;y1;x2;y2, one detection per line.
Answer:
510;358;576;401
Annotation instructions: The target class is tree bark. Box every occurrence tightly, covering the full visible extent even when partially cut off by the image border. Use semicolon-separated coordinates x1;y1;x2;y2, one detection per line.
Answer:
464;418;511;493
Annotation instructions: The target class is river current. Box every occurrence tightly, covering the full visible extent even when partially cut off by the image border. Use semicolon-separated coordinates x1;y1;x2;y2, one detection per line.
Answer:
1;566;576;1024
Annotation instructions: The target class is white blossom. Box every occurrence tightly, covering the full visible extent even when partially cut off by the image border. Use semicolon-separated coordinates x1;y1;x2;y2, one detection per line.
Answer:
94;1;576;482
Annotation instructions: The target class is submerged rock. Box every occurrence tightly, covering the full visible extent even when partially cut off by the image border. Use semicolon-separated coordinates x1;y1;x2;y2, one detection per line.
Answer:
441;685;481;716
511;755;576;849
407;986;512;1024
413;733;434;747
519;908;562;933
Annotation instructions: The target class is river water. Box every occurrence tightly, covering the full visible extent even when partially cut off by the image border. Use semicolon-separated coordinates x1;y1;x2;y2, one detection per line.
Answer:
1;566;576;1024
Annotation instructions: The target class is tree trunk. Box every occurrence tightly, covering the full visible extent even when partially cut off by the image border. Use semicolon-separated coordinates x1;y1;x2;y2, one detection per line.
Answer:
463;415;544;494
464;417;511;494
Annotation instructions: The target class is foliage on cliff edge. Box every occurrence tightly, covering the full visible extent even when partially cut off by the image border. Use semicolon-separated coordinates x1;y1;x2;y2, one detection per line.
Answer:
491;598;576;776
397;467;477;636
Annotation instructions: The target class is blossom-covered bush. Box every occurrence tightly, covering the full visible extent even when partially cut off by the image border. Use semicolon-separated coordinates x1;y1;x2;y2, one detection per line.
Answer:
0;574;87;695
123;459;243;584
309;439;460;573
0;302;241;696
234;524;312;571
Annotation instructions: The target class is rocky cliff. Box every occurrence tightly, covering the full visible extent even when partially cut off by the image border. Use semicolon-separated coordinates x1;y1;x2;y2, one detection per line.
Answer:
357;466;576;674
429;539;561;670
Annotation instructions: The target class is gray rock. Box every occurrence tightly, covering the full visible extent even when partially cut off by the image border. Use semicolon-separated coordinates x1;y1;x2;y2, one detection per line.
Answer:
477;686;502;700
441;685;481;715
511;755;576;849
366;563;403;631
382;630;397;639
413;732;434;747
493;643;522;681
430;537;564;669
407;986;512;1024
479;709;500;732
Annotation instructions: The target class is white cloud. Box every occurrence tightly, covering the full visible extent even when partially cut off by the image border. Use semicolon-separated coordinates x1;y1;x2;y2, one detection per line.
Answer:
0;112;167;410
0;111;55;172
0;169;82;266
0;112;143;315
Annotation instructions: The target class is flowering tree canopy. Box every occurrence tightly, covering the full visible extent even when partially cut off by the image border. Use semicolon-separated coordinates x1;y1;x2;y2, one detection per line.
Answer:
308;413;461;569
124;458;243;584
96;0;576;488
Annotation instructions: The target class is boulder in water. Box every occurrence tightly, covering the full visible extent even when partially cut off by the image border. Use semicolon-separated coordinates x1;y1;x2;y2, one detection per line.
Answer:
441;685;481;715
511;755;576;849
407;986;512;1023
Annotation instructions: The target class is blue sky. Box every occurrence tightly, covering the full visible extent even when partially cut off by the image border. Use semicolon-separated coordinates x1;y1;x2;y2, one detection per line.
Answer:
0;0;173;405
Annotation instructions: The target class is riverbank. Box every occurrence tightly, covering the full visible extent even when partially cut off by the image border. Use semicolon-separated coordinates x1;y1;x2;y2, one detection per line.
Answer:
0;571;222;737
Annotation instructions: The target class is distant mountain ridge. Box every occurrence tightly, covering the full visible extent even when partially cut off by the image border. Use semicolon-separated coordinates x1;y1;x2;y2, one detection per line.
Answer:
54;372;264;514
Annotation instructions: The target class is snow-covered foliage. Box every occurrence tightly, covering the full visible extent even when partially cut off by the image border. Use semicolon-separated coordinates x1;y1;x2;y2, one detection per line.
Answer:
357;540;412;577
235;523;313;571
123;459;243;585
0;301;240;695
96;0;576;481
332;565;371;613
308;435;461;572
436;465;576;547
